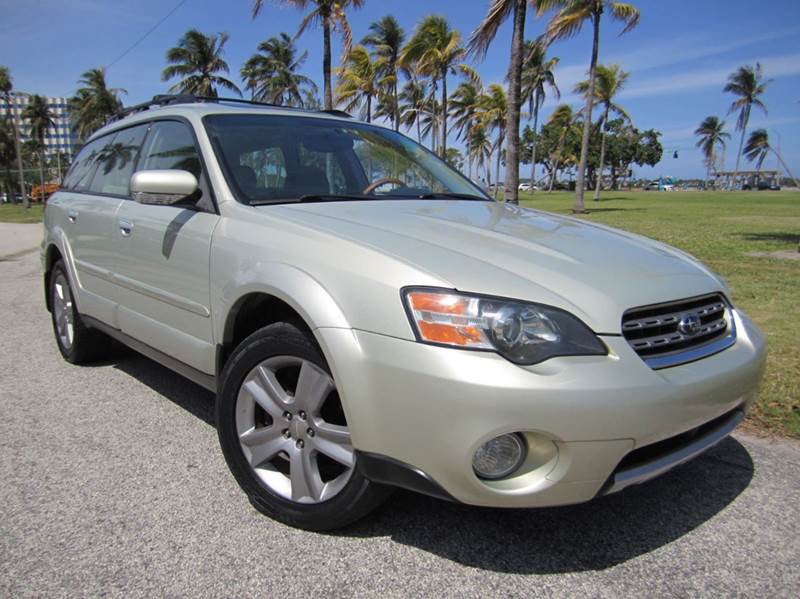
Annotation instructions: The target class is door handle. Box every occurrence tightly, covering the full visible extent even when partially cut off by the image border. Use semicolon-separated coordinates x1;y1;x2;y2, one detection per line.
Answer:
67;209;78;223
119;219;134;237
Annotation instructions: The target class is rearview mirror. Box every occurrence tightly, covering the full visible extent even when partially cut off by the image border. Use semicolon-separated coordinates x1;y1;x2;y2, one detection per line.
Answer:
130;169;198;205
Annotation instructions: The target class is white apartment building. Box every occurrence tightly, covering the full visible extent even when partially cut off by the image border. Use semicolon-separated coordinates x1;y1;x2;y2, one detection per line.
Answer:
0;94;77;158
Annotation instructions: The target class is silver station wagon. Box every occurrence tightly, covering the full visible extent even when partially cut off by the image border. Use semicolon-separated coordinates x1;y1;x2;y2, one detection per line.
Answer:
43;95;766;530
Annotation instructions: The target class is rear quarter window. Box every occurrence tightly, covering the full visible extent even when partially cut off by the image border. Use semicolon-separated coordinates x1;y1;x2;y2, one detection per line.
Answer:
62;137;105;191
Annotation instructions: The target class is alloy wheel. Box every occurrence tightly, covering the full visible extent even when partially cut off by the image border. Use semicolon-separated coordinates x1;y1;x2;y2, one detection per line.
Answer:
52;273;74;350
235;355;354;504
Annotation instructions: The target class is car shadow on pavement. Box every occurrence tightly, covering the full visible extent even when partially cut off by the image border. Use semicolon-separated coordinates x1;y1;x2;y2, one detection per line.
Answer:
112;353;216;425
110;352;754;575
345;437;753;574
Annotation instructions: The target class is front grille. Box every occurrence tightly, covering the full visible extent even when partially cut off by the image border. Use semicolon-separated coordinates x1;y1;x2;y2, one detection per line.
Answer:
622;293;735;368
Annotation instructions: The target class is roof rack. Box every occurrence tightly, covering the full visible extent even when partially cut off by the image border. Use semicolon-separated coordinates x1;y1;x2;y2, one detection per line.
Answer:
105;94;353;125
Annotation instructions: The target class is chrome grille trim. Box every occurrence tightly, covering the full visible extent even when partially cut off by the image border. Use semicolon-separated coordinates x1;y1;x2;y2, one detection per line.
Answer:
621;293;737;369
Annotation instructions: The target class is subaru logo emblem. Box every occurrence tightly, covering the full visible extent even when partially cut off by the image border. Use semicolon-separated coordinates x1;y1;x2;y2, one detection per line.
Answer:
678;313;702;336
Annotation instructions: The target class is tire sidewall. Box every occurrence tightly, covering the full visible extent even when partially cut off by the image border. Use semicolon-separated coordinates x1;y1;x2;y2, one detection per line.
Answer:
49;261;78;361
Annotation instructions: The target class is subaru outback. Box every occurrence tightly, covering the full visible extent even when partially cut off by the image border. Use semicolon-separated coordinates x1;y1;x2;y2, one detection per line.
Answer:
42;95;766;530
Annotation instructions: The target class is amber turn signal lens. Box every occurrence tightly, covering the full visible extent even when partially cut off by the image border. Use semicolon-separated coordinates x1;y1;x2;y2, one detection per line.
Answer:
406;290;492;348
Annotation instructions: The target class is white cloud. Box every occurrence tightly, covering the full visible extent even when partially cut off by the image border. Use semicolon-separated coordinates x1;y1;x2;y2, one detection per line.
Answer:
621;53;800;100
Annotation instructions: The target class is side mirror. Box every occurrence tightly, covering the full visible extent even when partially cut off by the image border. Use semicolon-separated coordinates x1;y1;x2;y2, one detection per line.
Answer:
130;169;198;205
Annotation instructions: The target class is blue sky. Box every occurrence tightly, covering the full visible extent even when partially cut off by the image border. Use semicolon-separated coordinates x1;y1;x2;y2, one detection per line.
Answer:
2;0;799;179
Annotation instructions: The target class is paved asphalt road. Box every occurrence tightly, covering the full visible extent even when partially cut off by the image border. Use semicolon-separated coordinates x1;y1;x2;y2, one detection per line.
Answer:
1;249;798;598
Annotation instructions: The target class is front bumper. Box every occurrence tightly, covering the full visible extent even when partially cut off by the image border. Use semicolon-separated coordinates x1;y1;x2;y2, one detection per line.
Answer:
317;309;766;508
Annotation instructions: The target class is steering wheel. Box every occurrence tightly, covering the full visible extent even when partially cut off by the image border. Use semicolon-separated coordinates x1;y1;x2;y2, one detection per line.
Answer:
363;177;406;195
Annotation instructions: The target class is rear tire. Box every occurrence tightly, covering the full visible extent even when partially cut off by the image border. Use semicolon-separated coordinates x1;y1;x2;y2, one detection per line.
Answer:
49;260;111;364
216;322;390;531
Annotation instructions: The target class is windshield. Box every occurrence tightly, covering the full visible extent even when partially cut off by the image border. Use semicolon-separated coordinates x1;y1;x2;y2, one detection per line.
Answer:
204;114;489;204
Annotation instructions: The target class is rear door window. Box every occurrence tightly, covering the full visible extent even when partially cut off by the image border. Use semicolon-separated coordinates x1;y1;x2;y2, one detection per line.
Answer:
88;124;149;196
62;137;105;191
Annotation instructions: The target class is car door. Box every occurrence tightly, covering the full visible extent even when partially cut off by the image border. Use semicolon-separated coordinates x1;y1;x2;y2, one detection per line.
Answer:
50;132;135;326
113;120;219;375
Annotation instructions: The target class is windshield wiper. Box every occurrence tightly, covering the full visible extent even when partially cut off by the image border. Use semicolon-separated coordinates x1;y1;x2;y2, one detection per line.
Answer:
414;192;492;202
250;194;373;205
297;194;374;203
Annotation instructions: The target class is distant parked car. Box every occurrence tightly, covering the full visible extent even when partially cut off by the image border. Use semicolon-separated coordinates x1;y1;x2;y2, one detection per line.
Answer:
757;181;780;191
645;181;674;191
518;183;538;192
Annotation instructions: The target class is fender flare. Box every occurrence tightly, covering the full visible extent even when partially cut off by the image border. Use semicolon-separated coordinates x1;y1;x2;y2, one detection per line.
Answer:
215;262;351;346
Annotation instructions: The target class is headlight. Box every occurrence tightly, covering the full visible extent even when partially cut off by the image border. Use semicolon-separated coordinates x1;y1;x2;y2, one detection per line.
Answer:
403;288;607;365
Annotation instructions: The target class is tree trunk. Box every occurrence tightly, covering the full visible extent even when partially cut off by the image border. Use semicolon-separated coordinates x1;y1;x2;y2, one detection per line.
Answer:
503;0;526;205
393;78;400;131
574;10;601;213
732;110;748;190
530;105;539;195
440;68;448;157
774;149;800;190
38;150;45;205
494;133;503;200
323;21;333;110
416;112;421;143
593;105;609;201
366;95;371;123
548;159;559;192
10;101;27;209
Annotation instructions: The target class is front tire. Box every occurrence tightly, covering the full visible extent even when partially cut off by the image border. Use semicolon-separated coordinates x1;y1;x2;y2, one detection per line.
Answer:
216;322;390;531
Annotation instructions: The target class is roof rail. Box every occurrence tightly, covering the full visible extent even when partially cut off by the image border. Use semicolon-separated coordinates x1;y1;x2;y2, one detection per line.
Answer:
105;94;353;126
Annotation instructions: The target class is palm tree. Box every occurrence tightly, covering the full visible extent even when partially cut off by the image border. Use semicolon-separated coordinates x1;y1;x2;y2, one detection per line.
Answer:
469;123;494;186
478;83;508;200
545;103;576;191
744;129;799;189
251;0;364;110
399;76;429;143
520;40;559;193
401;15;466;157
538;0;640;212
694;116;729;186
1;66;28;208
449;81;483;179
420;97;442;153
335;45;387;122
575;63;628;200
0;120;16;202
68;68;126;142
362;16;405;130
162;29;241;97
22;94;55;204
241;33;318;105
468;0;529;204
724;63;770;189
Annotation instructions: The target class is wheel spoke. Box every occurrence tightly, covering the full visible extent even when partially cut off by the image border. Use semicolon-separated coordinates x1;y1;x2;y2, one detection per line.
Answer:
240;426;286;467
295;360;333;414
311;423;354;468
290;447;323;502
242;366;291;420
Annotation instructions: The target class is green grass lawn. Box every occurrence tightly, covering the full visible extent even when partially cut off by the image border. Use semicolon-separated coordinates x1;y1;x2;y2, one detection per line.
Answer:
519;190;800;437
0;203;44;223
2;191;798;436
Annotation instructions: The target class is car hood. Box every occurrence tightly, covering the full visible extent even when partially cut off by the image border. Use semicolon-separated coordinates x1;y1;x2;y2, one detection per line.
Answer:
268;200;726;334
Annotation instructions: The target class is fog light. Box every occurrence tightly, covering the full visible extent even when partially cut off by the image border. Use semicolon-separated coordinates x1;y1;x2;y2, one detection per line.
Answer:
472;433;526;480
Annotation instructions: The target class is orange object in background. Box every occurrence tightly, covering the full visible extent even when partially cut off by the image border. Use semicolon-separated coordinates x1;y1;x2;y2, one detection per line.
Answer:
30;182;60;203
